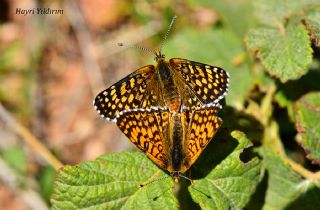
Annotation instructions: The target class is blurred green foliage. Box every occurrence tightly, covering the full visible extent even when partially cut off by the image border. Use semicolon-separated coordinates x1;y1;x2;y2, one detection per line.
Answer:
1;146;27;175
38;166;57;203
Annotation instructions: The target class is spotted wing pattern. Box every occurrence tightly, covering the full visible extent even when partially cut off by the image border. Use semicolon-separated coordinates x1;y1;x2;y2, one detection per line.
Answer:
184;104;222;169
178;82;203;111
116;109;171;170
170;58;230;106
93;65;164;121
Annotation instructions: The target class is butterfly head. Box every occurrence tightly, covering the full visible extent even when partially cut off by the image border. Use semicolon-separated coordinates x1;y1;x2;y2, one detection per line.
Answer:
154;49;165;61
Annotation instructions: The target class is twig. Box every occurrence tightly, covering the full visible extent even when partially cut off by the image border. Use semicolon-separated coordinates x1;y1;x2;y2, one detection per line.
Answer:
283;155;320;184
0;103;63;170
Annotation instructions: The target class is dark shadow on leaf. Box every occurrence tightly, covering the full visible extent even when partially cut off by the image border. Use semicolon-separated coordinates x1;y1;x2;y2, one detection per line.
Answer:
311;42;320;60
276;68;320;102
245;170;268;210
273;104;297;150
221;106;264;145
177;178;201;210
285;184;320;210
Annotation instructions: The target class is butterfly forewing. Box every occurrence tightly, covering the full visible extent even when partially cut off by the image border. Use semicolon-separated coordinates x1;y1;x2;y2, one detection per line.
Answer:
94;65;165;121
94;57;229;121
184;105;222;169
170;58;229;106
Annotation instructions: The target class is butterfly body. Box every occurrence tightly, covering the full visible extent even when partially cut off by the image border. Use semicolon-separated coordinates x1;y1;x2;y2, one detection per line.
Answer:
116;104;222;174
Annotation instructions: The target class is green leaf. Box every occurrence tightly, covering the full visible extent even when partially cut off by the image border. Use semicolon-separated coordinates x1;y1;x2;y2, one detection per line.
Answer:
295;92;320;164
166;27;254;107
189;131;261;210
253;0;319;27
304;7;320;47
246;23;313;82
51;152;177;210
258;148;320;210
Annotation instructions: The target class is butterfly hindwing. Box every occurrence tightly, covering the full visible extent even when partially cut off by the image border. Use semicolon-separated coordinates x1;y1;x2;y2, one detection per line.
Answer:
170;58;229;106
116;109;171;170
94;65;164;121
184;104;222;168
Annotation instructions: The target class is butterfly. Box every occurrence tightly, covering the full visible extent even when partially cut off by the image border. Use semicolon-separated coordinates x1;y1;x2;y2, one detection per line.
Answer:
116;104;222;176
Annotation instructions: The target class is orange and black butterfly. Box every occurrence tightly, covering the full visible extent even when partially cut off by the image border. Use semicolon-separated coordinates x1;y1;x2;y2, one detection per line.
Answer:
116;104;222;176
93;17;229;121
93;16;229;176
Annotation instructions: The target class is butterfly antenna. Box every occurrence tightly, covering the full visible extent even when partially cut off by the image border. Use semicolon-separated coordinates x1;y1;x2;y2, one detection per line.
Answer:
118;42;153;55
159;16;177;52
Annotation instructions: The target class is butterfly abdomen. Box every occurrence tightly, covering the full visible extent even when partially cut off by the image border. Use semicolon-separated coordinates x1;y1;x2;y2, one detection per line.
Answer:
171;113;184;172
157;59;181;112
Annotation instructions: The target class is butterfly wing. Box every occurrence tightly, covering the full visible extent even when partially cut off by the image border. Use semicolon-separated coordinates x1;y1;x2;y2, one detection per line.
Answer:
116;109;171;171
177;81;203;111
170;58;230;106
94;65;164;121
183;104;222;171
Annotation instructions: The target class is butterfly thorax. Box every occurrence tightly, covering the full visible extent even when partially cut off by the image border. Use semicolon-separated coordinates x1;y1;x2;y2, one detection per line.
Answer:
155;58;181;112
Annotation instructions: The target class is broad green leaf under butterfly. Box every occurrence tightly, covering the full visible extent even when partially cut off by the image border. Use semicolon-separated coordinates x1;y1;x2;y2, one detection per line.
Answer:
189;131;261;210
246;23;313;82
51;152;177;210
295;92;320;165
51;131;261;209
258;148;320;210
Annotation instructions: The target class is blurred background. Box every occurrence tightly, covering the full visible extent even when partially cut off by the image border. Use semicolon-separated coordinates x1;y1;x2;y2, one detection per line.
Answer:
1;0;319;209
